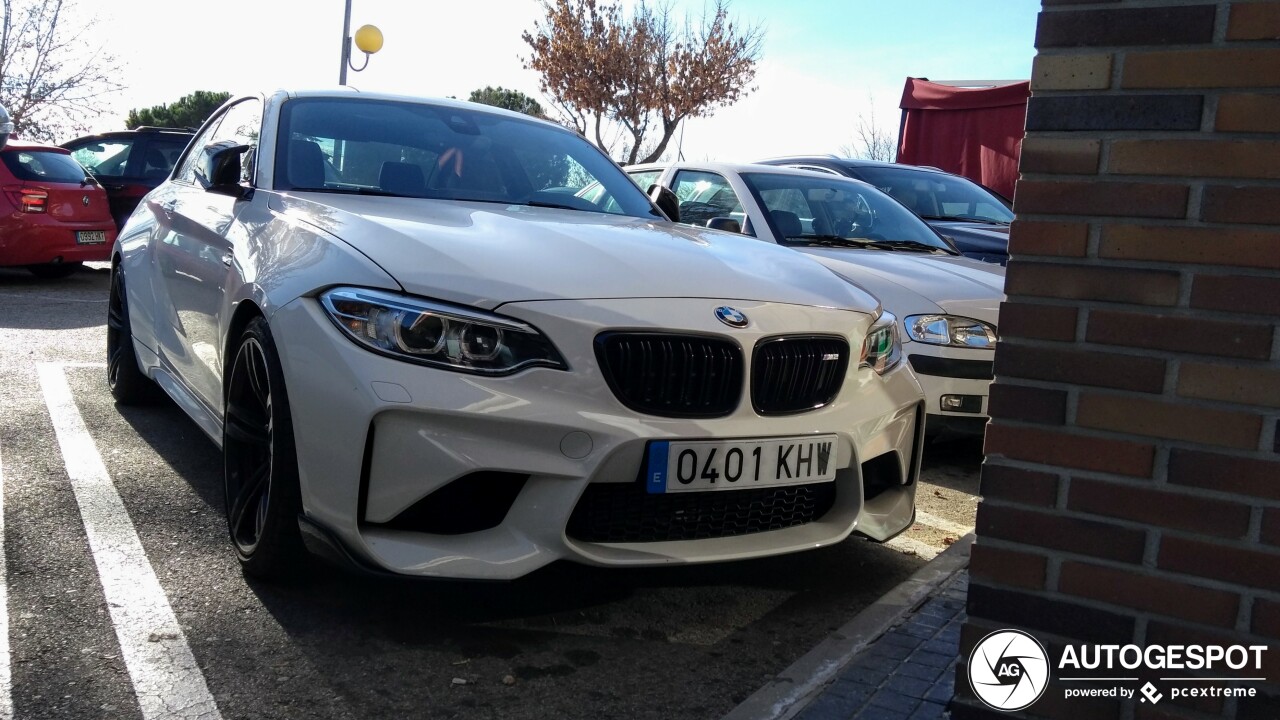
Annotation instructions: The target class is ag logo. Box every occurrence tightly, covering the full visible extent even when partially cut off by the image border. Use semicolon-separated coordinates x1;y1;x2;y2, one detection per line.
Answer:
969;629;1050;711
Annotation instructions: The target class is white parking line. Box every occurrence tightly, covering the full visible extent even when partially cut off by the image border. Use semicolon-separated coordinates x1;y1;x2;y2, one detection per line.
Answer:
914;510;973;537
0;439;13;720
38;363;223;720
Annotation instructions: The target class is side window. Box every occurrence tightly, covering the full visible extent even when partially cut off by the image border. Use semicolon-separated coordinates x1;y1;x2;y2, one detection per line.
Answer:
669;170;744;228
68;140;136;179
626;169;661;191
139;136;192;182
174;117;224;185
207;99;262;184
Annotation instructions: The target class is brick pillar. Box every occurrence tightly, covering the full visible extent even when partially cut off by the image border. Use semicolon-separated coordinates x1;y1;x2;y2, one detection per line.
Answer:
955;2;1280;718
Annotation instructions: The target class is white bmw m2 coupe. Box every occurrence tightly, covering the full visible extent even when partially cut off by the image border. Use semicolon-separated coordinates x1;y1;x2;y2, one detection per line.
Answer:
107;89;925;580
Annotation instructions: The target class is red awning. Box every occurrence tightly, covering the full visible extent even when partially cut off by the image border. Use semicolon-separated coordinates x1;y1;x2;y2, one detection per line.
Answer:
896;78;1030;198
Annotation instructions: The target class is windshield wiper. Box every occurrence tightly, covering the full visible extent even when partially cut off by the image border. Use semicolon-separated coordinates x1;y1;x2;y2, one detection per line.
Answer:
521;199;587;212
289;186;417;198
783;235;877;248
863;239;954;254
919;214;1010;226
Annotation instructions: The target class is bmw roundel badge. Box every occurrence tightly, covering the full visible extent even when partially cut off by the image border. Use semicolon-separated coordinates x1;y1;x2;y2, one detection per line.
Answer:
714;306;748;328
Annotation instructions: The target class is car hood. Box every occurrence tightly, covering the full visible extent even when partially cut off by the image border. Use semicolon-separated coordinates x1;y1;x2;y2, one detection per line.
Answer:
269;193;880;313
927;219;1010;258
795;248;1006;324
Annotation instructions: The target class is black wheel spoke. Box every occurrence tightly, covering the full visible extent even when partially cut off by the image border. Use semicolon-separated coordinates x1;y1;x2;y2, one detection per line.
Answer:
108;345;123;381
107;274;126;331
229;464;271;543
248;348;266;405
225;401;270;447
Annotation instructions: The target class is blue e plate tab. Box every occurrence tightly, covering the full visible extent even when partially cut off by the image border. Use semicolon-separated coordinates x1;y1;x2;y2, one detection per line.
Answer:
646;441;669;494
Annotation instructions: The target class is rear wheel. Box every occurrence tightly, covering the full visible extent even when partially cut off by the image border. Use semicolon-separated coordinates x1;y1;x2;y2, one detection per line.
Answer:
27;262;82;279
223;317;306;579
106;265;162;404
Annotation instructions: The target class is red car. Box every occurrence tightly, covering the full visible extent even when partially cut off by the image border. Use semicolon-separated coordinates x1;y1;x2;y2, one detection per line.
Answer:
0;140;117;278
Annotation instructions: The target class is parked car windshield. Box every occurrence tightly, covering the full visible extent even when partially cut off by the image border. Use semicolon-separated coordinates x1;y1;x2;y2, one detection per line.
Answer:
741;172;951;249
1;149;89;184
275;98;662;220
848;166;1013;224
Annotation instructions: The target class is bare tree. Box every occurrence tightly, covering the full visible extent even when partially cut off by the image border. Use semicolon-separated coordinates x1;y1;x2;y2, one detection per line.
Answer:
0;0;123;141
523;0;762;165
841;104;897;163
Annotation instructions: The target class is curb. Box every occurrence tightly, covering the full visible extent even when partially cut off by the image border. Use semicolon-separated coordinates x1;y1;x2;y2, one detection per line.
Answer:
722;533;975;720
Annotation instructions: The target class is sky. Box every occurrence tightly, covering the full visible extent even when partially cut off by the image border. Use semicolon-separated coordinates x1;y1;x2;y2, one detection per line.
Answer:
83;0;1039;161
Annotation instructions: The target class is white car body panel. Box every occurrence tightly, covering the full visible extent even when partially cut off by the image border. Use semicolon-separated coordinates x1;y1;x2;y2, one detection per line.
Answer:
268;192;882;310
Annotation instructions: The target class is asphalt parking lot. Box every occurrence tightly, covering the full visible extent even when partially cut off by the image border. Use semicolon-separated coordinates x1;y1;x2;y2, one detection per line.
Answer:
0;264;981;720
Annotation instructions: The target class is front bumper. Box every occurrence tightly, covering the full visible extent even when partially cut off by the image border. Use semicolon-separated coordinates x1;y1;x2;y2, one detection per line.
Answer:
905;342;994;434
270;296;925;580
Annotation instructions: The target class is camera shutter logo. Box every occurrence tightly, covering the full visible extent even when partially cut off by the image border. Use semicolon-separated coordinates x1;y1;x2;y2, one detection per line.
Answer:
969;629;1050;711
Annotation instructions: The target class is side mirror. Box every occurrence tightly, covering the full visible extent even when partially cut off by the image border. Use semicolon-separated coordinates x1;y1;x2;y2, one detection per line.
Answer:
647;183;680;223
939;233;961;253
195;140;250;197
706;217;741;234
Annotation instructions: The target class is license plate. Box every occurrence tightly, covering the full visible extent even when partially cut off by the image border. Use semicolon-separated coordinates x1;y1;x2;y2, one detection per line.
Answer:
646;434;839;494
76;230;106;245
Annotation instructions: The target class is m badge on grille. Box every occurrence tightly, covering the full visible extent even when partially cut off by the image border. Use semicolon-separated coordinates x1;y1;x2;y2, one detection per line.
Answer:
714;306;748;328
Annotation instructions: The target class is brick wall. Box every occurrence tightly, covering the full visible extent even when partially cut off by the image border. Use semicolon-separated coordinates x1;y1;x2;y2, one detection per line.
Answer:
955;1;1280;718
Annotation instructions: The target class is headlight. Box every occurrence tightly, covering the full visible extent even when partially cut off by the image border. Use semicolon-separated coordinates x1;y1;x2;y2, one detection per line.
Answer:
319;287;567;375
904;314;997;349
860;311;902;375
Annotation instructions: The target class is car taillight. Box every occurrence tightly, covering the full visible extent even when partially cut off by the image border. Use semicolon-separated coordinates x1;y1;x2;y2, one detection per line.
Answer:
19;189;46;213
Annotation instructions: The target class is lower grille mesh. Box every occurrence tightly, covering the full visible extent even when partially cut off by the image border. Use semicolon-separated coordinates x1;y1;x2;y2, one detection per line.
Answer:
566;478;837;543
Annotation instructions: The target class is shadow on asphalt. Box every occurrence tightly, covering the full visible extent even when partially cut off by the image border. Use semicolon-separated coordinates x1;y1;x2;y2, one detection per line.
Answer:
0;264;111;331
920;436;984;495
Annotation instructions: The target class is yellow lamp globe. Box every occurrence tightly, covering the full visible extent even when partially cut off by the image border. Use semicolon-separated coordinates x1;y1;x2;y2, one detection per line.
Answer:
353;24;383;55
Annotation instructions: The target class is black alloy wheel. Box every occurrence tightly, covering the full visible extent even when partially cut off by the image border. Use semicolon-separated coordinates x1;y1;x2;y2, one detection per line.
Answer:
106;264;161;404
223;317;305;579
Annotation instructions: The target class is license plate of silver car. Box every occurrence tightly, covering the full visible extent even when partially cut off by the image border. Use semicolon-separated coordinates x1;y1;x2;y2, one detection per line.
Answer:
646;434;839;494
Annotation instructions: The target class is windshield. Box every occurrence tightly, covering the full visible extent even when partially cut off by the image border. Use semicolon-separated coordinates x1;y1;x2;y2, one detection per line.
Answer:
1;149;90;184
275;98;661;220
741;172;950;249
849;166;1013;224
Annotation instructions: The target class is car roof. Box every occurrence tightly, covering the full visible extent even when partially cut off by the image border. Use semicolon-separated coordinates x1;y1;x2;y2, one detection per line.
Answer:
275;88;570;131
757;155;956;176
61;128;194;147
627;160;884;184
3;140;70;153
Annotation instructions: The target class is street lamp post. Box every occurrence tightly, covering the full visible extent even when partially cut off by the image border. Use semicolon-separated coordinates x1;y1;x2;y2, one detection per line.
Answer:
339;0;383;85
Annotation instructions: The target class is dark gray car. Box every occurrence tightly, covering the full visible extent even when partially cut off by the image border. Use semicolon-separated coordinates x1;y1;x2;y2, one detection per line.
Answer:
757;156;1012;265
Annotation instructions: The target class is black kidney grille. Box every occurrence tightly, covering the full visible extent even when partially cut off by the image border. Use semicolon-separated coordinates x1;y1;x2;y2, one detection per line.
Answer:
752;336;850;415
596;334;743;418
566;478;837;543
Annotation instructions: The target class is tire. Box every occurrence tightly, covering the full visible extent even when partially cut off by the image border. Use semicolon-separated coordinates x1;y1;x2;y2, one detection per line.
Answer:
27;262;83;279
106;265;163;404
223;317;307;579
